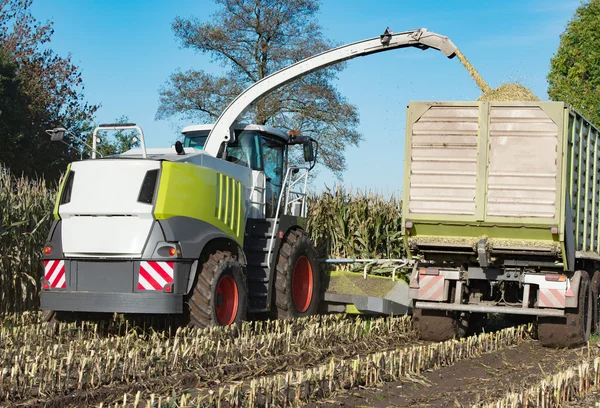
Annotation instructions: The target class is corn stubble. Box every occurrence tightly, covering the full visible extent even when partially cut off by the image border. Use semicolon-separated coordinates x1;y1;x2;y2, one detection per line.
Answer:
0;314;413;402
99;325;529;407
478;354;600;407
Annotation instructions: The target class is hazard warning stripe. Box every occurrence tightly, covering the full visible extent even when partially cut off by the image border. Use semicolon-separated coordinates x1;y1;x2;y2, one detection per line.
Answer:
538;288;566;308
417;275;445;301
138;261;174;291
44;260;66;289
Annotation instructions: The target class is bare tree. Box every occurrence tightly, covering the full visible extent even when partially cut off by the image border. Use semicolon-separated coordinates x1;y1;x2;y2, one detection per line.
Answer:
157;0;361;176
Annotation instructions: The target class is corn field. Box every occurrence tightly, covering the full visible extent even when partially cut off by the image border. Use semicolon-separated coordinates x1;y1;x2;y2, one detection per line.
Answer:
1;170;404;313
0;170;56;314
307;186;404;260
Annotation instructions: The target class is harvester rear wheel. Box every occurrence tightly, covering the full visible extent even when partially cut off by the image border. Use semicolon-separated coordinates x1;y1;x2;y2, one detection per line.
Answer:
538;270;592;348
273;230;320;319
413;306;457;342
186;250;248;328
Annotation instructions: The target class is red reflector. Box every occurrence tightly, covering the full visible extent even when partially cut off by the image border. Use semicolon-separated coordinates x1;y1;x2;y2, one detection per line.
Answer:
43;246;52;255
419;267;439;276
165;284;172;293
43;283;49;290
279;231;283;239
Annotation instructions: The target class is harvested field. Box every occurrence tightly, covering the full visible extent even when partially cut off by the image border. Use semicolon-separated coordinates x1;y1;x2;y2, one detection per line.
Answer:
4;313;600;407
319;341;598;407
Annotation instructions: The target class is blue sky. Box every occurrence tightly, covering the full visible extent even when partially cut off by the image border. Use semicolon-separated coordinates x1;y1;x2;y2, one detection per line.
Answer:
31;0;581;196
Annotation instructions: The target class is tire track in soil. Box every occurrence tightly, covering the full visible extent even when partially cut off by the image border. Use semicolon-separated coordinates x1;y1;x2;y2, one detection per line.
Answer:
314;341;591;408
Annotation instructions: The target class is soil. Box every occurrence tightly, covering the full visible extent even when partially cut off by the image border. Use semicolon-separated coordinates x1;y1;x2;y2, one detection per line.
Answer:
567;389;600;407
313;341;591;408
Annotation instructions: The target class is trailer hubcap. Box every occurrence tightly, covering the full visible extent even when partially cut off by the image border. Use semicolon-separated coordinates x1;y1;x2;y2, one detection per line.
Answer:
292;256;313;313
215;275;238;325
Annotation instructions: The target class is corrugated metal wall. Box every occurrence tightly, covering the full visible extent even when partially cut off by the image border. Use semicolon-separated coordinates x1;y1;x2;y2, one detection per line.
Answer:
487;106;558;218
408;106;479;216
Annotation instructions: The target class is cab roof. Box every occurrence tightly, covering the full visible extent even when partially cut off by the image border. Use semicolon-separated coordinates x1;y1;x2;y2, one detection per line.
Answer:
182;123;289;142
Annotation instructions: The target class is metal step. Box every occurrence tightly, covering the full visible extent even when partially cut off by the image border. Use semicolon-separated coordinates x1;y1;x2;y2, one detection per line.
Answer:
245;237;275;252
245;250;271;267
246;218;278;238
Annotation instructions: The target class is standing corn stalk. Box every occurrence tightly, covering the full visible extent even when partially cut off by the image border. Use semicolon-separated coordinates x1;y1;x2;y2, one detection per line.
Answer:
0;169;55;313
307;186;404;261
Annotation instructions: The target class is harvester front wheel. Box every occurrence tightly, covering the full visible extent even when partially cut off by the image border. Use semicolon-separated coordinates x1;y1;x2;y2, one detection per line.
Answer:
274;230;320;319
187;250;248;328
538;270;592;348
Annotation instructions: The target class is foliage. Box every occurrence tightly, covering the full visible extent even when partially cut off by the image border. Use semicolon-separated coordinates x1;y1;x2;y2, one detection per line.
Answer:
306;186;404;260
0;169;56;313
157;0;362;176
548;0;600;125
0;0;98;181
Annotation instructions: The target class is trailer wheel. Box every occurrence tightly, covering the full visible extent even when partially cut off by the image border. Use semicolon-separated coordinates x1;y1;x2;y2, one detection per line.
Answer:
592;271;600;334
538;270;592;348
413;306;457;341
274;230;320;318
186;250;248;328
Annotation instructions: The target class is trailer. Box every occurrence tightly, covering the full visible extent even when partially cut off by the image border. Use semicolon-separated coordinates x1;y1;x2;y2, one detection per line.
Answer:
405;101;600;347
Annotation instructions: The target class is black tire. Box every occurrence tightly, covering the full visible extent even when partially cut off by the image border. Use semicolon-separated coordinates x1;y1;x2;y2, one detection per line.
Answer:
539;270;592;348
274;230;320;319
592;270;600;334
186;250;248;328
41;310;56;323
413;307;457;342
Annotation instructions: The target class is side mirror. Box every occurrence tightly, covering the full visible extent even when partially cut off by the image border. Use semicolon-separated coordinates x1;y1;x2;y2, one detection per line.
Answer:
303;140;314;162
46;127;66;142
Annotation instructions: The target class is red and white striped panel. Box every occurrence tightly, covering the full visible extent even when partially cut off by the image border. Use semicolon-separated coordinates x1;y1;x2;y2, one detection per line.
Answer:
538;288;566;308
44;260;66;289
138;261;174;291
417;275;445;301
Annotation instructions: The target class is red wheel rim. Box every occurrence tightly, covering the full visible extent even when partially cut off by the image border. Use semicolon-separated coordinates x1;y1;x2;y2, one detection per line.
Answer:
215;275;239;325
292;255;313;313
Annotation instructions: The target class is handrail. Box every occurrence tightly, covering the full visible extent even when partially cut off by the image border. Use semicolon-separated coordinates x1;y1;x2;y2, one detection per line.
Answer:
92;124;147;159
266;165;310;269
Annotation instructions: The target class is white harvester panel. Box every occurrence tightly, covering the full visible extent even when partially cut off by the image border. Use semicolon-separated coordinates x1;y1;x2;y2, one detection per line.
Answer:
59;159;161;257
487;106;558;218
408;105;479;216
